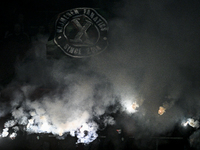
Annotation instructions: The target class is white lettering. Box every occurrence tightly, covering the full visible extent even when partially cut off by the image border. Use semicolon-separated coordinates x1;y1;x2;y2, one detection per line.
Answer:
64;44;69;50
58;21;65;26
66;12;72;17
56;28;62;33
90;12;95;19
93;17;98;22
74;9;79;15
74;48;81;54
96;19;102;24
63;15;69;20
69;47;75;53
60;17;67;23
86;9;90;15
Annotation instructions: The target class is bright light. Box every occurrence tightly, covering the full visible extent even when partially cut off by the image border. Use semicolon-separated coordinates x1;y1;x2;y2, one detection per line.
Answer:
132;102;139;110
124;101;139;113
158;106;166;115
10;133;17;140
27;119;34;129
58;129;63;136
1;128;9;137
40;116;52;133
188;118;199;128
76;122;98;144
181;118;199;128
181;120;188;127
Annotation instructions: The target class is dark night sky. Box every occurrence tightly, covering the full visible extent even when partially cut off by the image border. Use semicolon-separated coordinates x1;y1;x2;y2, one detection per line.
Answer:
0;0;199;36
0;0;120;39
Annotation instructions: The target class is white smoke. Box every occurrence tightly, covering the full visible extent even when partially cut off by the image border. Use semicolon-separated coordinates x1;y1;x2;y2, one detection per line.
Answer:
0;1;200;149
9;132;17;139
1;128;9;137
103;116;115;126
4;120;17;128
0;56;123;143
182;118;199;129
76;122;98;144
0;54;141;143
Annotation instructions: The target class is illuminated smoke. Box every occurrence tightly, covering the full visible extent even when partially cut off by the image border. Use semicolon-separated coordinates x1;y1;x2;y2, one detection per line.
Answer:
4;120;17;128
123;101;139;114
76;122;98;144
9;132;17;140
1;128;9;137
0;98;104;144
0;1;200;148
0;60;119;143
124;101;139;113
0;119;19;139
132;102;139;110
182;118;199;129
118;91;140;114
103;116;115;126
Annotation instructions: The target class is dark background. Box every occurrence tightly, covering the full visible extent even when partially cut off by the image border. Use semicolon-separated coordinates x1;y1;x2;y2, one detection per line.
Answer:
0;0;119;39
0;0;200;150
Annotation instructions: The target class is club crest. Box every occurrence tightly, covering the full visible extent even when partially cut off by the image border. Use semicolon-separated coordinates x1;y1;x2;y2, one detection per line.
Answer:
54;8;108;58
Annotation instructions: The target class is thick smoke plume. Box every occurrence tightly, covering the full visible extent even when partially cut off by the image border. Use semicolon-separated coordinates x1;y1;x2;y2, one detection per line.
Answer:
1;0;200;149
0;56;119;143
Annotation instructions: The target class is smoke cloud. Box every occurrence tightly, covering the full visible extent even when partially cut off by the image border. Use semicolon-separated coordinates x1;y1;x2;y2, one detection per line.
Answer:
1;0;200;149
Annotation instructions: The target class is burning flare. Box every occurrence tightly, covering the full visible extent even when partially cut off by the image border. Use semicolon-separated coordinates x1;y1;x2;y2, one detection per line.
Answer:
132;102;139;110
158;101;175;115
182;118;199;128
158;106;166;115
124;101;139;113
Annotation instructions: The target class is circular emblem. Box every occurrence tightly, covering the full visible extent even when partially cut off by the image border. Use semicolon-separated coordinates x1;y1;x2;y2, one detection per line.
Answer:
54;8;108;58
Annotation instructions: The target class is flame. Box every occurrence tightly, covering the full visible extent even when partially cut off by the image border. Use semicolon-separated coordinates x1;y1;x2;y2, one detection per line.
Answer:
158;106;166;115
132;102;139;110
59;129;63;136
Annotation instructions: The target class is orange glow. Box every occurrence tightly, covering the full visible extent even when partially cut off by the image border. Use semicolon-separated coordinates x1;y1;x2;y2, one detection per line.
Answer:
158;106;166;115
132;102;138;110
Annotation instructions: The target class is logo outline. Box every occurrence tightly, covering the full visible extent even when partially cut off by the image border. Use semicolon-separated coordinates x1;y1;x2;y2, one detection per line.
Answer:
54;8;108;58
